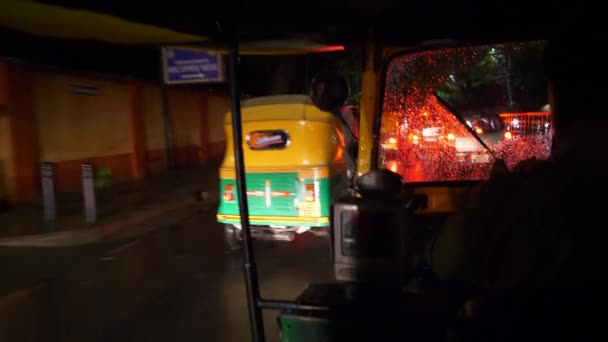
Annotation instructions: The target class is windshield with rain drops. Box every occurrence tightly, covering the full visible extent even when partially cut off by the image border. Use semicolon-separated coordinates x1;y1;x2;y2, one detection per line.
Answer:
379;41;552;182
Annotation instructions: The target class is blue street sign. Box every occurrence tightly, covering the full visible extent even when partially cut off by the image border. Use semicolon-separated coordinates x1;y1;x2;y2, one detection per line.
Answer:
162;47;225;84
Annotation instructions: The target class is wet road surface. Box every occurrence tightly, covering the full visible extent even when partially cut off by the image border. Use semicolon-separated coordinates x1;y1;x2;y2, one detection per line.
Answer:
101;210;333;342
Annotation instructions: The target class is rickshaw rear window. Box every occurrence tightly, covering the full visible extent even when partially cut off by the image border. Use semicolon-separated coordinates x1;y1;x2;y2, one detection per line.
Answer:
379;41;551;182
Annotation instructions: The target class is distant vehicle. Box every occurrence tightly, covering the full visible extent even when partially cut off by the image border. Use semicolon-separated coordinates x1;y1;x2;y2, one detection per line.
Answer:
380;132;398;150
500;111;552;138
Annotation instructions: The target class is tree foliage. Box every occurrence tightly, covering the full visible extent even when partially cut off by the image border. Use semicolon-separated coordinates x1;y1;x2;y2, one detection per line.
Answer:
385;42;547;117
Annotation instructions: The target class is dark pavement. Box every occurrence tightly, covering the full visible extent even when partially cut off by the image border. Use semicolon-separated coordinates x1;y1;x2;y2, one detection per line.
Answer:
0;161;221;297
1;159;334;341
100;211;334;342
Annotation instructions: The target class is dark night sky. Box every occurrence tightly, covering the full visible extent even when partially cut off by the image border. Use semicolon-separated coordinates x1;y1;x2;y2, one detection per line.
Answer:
0;29;161;79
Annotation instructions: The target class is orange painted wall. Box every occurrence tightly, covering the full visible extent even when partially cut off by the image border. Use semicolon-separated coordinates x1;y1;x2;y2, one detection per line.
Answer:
1;63;15;203
0;62;7;106
129;81;146;179
141;84;166;174
206;93;230;157
141;84;165;151
141;85;210;172
2;61;230;200
33;70;132;192
0;115;10;202
6;65;39;203
34;71;131;161
167;88;202;167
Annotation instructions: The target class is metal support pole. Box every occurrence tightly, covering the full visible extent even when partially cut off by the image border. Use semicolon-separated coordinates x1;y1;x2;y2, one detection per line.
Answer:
228;42;266;342
40;162;56;227
82;164;97;224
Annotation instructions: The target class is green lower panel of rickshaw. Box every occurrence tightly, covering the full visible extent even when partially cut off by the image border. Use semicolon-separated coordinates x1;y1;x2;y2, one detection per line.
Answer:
276;283;420;342
278;310;422;341
278;312;393;341
217;172;348;227
278;313;338;342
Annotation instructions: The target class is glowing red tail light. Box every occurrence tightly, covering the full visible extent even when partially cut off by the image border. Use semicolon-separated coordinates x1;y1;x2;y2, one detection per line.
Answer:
305;184;315;202
223;184;234;202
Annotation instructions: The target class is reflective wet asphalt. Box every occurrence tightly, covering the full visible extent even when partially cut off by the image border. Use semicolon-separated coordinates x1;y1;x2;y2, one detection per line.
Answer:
102;210;333;342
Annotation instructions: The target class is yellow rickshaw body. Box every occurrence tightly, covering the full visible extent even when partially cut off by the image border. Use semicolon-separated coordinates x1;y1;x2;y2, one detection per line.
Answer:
217;95;348;227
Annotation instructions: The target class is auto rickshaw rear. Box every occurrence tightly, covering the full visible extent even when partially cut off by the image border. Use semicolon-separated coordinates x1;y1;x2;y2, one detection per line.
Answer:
217;95;349;247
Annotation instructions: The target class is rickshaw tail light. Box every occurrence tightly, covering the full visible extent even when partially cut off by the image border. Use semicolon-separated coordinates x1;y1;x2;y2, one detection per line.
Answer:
223;184;234;202
305;184;315;202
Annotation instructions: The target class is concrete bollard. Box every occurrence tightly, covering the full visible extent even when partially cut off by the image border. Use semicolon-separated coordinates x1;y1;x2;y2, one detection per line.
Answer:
40;162;56;227
81;164;97;225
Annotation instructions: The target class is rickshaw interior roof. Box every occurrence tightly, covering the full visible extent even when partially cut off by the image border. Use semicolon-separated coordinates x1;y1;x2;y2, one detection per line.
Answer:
1;1;590;50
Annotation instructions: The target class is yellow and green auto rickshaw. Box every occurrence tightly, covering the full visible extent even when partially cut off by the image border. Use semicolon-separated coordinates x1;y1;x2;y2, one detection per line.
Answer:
216;94;351;247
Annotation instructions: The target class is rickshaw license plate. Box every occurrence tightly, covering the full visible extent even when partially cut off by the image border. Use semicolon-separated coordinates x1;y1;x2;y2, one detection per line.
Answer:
299;202;320;217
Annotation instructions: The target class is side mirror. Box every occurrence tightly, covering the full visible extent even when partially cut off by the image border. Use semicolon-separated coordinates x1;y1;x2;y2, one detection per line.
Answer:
356;169;403;198
310;72;349;113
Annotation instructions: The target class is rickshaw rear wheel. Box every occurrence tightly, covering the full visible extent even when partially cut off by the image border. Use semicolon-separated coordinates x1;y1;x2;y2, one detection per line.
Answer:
224;224;243;249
